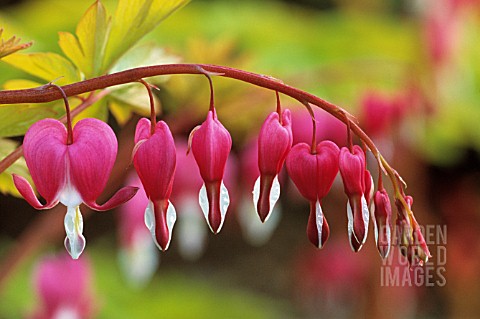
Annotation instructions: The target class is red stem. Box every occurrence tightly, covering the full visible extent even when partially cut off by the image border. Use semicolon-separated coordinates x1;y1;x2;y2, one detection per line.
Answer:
138;79;156;135
0;64;376;154
49;84;73;144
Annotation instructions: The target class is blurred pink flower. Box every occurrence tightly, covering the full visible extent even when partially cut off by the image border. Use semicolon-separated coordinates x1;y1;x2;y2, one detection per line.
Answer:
117;172;159;287
30;254;95;319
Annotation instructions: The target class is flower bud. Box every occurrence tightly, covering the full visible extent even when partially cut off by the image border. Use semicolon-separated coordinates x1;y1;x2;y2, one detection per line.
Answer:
255;109;292;222
339;145;369;252
191;110;232;233
133;118;177;251
373;189;392;258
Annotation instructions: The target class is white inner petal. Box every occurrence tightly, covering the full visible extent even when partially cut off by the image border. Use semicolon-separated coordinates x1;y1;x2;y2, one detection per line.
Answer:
372;204;379;245
164;200;177;250
315;200;324;248
218;181;230;232
198;184;209;227
59;182;82;208
64;206;86;259
59;160;82;208
385;222;391;257
347;199;354;249
239;196;281;246
52;305;81;319
360;195;369;245
252;176;281;222
198;182;230;233
252;176;260;212
144;201;155;231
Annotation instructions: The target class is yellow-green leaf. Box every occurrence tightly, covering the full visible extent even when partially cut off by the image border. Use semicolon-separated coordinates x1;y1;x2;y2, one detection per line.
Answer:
109;99;134;126
72;97;109;124
102;0;189;71
59;1;110;78
3;79;42;90
0;139;32;198
0;103;60;137
2;52;81;85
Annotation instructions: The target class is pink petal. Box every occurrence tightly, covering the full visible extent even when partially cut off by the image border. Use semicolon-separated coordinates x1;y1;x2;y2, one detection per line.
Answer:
258;109;292;176
191;110;232;183
133;120;177;201
67;118;118;210
20;119;68;208
286;143;317;201
257;110;292;220
339;145;366;197
315;141;340;199
12;174;59;209
86;186;138;211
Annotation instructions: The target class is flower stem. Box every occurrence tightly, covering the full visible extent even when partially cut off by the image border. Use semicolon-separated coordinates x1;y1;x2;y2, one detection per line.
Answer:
138;79;157;135
49;84;73;144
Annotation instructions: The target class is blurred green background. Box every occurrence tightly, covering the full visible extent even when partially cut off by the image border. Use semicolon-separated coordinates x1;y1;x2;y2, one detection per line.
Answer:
1;0;480;318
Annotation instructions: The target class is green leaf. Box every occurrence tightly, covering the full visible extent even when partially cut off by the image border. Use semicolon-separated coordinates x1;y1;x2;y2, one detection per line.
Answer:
58;0;110;78
102;0;189;71
2;52;81;85
0;103;60;137
0;139;32;198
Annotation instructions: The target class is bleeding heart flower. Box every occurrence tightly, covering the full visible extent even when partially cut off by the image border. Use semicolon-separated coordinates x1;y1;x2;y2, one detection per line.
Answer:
255;109;292;222
13;118;138;259
133;118;177;251
29;253;95;319
372;188;392;258
286;141;340;248
191;109;232;233
238;140;281;246
339;145;370;252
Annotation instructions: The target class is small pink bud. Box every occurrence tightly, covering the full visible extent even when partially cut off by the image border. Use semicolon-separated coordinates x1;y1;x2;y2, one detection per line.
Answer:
339;145;369;252
256;109;292;222
133;118;177;251
372;189;392;258
286;141;339;248
191;110;232;233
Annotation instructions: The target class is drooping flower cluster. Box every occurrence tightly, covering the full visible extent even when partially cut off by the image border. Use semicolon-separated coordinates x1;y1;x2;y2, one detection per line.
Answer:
12;81;430;266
